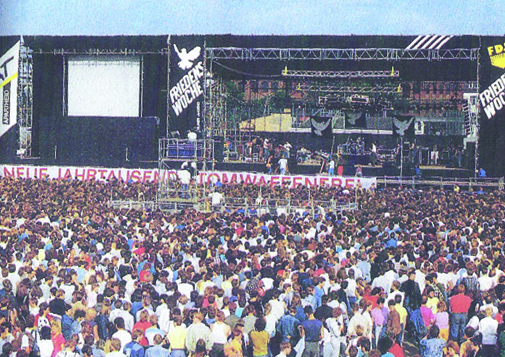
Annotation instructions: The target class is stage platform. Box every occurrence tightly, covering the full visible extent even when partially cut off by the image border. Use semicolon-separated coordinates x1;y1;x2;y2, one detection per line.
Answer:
160;159;475;179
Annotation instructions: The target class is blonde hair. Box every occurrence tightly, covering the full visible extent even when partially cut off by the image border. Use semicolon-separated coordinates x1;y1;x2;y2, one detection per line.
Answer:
110;338;122;351
50;320;62;334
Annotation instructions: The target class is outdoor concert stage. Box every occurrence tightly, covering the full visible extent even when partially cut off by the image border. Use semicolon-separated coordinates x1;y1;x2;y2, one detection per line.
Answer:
0;34;504;178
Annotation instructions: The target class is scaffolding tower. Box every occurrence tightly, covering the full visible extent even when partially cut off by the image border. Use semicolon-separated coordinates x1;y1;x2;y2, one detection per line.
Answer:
17;41;34;158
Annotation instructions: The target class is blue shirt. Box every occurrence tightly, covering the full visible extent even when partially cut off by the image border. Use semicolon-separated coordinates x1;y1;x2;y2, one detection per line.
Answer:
302;319;322;342
145;345;169;357
123;341;145;357
276;314;300;342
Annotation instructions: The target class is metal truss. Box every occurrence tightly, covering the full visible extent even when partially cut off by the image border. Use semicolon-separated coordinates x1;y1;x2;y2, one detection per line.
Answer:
34;48;169;55
17;43;34;158
282;69;400;78
204;77;227;139
207;47;479;61
301;84;401;94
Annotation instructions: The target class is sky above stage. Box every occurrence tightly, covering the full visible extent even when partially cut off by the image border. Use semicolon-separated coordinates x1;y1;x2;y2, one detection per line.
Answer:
0;0;504;36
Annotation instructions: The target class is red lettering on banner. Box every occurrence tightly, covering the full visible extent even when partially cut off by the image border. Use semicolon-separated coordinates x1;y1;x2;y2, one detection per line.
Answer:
320;177;328;186
26;167;30;178
87;169;97;180
198;172;206;184
98;169;107;179
40;168;48;179
345;178;354;187
131;170;141;182
207;173;219;184
281;176;291;185
153;171;160;183
57;168;62;179
331;178;342;187
244;174;257;185
3;167;13;177
107;171;117;180
75;169;85;180
293;176;302;186
143;171;151;182
222;173;229;184
270;176;279;186
305;177;316;186
16;167;24;178
229;173;237;183
258;176;267;186
63;169;72;180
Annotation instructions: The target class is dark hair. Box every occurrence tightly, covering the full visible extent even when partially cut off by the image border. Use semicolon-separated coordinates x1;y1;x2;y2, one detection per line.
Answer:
254;318;266;331
428;324;440;339
195;339;207;353
377;337;393;354
40;326;52;340
464;326;476;338
357;337;371;351
114;317;125;329
82;345;93;357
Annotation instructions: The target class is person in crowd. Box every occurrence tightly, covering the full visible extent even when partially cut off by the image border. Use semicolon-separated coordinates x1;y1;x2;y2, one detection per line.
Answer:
419;325;446;357
145;334;169;357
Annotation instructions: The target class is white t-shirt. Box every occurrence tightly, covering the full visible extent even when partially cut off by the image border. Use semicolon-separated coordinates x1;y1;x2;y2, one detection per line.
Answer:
210;192;224;206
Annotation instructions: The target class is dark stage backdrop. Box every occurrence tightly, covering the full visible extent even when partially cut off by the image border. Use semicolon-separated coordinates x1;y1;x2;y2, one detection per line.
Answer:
479;36;505;176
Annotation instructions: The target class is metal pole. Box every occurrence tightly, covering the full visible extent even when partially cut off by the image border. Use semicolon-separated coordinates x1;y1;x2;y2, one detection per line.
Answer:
474;40;481;178
166;35;171;138
400;137;404;186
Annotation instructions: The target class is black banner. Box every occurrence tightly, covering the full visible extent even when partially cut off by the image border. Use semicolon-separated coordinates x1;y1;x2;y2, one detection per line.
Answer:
392;115;415;139
479;37;505;176
310;116;333;138
169;35;205;136
344;110;366;129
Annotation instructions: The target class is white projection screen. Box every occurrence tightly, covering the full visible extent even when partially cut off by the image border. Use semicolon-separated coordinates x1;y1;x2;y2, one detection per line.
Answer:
67;55;141;117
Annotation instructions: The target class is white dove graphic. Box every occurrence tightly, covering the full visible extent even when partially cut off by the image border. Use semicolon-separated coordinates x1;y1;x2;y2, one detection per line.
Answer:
311;118;331;136
174;44;201;70
346;112;362;125
393;117;415;136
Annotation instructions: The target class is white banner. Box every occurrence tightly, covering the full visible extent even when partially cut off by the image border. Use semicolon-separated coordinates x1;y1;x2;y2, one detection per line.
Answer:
0;164;376;189
0;41;20;138
196;171;376;189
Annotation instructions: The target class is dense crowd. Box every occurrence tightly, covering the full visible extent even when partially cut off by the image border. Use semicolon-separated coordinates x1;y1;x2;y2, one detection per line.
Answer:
0;176;504;357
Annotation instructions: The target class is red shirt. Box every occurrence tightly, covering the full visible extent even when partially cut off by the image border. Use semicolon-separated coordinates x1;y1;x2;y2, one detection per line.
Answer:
450;293;472;313
133;321;152;346
363;295;379;309
389;343;405;357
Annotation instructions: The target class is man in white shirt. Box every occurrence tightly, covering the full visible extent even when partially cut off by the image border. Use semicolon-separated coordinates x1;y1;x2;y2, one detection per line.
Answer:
478;307;498;356
111;317;132;350
279;157;288;175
